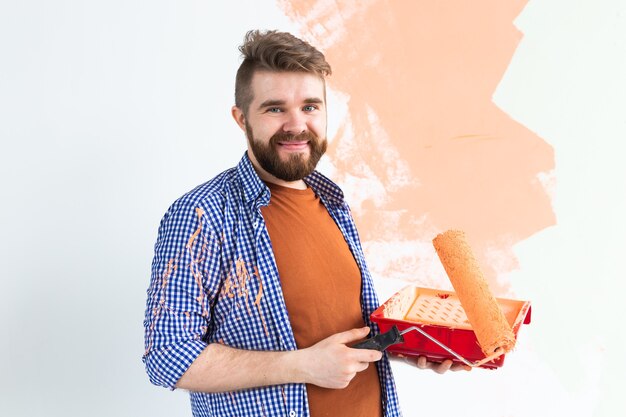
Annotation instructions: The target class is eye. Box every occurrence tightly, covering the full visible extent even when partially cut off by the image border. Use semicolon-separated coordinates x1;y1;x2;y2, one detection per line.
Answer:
303;105;318;112
267;107;282;113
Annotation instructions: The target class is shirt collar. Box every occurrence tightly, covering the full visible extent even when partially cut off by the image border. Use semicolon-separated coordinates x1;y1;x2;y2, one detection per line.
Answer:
237;152;271;207
303;170;345;207
236;152;346;208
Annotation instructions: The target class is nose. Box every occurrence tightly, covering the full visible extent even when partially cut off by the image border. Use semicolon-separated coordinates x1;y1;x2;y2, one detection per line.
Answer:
282;110;307;134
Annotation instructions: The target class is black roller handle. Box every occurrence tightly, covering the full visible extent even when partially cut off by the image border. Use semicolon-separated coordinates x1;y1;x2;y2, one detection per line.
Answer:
352;325;404;351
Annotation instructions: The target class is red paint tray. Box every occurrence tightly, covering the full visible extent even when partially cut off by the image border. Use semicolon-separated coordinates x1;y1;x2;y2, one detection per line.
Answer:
371;286;531;369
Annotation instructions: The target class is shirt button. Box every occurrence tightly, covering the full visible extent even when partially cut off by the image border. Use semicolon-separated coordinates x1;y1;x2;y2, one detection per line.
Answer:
253;221;258;228
289;411;296;417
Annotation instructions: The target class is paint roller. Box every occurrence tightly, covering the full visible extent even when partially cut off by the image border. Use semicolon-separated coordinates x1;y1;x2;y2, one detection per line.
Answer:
355;229;515;365
433;230;515;357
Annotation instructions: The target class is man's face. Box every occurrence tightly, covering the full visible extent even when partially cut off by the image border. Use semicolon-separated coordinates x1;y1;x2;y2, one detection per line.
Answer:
239;71;328;182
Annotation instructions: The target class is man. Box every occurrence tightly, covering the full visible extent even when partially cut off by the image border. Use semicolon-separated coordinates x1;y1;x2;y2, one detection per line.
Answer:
143;30;459;417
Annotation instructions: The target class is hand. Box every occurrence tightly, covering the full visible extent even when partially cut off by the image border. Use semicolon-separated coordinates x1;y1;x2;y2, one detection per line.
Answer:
297;327;383;389
415;355;472;373
392;353;472;374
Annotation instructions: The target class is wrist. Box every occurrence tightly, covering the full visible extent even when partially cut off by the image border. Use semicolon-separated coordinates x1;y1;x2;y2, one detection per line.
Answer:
282;348;308;384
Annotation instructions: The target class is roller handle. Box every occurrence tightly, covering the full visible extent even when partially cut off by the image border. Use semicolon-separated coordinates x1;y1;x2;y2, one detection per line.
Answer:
352;325;404;351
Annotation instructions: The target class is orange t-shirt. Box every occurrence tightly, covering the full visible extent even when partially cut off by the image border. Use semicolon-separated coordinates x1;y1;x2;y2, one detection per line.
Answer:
261;182;382;417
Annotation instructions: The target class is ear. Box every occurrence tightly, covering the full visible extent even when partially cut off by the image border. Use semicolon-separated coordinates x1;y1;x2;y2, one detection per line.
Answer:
231;106;246;131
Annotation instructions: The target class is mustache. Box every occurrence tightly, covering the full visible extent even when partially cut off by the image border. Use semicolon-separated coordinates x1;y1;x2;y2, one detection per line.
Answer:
269;130;318;144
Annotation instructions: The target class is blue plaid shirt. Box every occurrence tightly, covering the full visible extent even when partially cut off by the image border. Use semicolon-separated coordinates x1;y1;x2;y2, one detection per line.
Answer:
143;153;402;417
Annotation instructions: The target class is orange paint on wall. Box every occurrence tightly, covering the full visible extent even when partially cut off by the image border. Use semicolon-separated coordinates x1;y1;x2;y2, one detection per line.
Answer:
279;0;555;292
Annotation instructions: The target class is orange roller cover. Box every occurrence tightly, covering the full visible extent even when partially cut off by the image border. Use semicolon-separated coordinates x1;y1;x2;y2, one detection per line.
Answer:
433;230;516;356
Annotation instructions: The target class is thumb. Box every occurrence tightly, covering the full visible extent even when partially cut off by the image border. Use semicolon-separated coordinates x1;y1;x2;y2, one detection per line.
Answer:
333;327;371;344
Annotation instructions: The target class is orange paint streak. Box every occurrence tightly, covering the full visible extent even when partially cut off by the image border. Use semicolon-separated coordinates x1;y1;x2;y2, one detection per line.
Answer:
280;0;555;291
236;259;252;316
187;207;209;317
254;269;268;337
145;207;217;356
145;252;181;355
186;207;205;248
220;258;269;337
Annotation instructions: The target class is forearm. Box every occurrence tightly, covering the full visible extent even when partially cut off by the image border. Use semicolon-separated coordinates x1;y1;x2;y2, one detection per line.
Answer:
175;327;382;392
176;342;305;392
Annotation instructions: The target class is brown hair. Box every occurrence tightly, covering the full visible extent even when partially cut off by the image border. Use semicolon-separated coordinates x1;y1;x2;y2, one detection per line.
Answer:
235;30;332;115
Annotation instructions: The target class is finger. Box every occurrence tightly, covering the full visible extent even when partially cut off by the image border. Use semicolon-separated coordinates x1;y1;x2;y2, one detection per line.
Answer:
351;348;383;363
435;359;453;374
416;355;429;369
334;327;371;344
386;352;405;363
345;372;357;385
451;363;472;372
387;352;413;366
355;361;370;373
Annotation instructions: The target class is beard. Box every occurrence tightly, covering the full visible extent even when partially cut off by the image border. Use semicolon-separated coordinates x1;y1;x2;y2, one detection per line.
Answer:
246;122;327;182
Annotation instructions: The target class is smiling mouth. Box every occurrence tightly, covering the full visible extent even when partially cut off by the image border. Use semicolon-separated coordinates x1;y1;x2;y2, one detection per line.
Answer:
277;141;309;151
